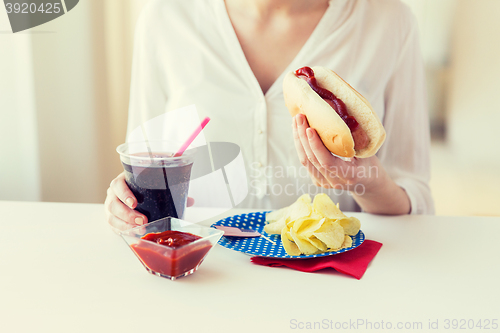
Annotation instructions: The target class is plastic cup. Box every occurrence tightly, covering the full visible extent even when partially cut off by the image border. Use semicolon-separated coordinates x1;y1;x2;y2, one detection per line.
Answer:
116;141;195;222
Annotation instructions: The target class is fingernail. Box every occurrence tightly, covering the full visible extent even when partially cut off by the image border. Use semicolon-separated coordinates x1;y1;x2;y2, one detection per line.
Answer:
297;115;304;126
125;197;134;208
306;128;313;139
135;217;144;225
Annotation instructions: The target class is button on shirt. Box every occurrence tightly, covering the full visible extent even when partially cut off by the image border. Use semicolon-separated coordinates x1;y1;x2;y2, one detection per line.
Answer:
126;0;434;214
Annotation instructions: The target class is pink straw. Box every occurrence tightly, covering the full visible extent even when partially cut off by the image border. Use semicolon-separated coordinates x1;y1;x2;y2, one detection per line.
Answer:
173;117;210;157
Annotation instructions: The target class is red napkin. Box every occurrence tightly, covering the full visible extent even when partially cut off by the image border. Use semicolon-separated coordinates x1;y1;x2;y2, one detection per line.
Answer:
250;239;382;279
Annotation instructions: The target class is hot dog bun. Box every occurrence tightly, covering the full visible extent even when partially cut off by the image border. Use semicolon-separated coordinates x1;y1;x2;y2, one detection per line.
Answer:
283;66;385;158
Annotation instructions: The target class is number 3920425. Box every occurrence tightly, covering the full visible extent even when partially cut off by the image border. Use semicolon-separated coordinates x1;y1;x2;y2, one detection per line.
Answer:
5;3;62;14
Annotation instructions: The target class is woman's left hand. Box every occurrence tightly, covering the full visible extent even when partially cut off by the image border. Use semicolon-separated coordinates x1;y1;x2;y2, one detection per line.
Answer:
292;113;380;191
292;113;410;215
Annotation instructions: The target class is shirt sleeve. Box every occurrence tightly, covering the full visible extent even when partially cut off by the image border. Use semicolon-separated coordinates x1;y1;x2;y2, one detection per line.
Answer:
377;10;435;215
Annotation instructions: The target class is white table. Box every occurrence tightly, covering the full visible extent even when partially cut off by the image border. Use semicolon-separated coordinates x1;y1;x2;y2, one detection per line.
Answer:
1;201;499;333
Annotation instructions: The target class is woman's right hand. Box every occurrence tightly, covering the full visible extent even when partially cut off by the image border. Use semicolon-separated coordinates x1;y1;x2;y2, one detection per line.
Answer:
104;172;147;233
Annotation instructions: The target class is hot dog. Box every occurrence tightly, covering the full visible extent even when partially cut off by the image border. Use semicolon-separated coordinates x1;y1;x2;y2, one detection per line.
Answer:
283;66;385;158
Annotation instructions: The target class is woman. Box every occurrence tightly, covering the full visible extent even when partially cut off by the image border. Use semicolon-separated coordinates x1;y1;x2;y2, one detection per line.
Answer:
105;0;434;231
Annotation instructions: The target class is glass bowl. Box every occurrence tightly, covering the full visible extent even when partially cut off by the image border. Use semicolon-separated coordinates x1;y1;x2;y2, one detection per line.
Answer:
120;217;223;280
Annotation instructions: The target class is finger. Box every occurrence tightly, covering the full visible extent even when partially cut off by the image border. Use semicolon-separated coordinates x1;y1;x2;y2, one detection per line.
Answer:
293;115;335;187
109;196;147;225
292;115;310;167
305;127;345;181
106;188;147;225
296;115;337;184
107;214;138;233
296;114;322;168
305;127;358;187
110;173;137;209
293;116;328;184
187;197;194;207
305;128;338;167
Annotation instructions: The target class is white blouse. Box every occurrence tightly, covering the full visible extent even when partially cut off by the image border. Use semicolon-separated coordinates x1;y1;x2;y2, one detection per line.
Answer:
127;0;434;214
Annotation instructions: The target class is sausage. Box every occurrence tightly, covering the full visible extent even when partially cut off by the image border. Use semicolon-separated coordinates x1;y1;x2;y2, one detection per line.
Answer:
351;126;369;150
324;99;369;150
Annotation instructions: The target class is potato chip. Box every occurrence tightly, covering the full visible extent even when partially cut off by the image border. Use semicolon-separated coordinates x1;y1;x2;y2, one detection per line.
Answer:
305;236;328;252
266;207;288;223
287;194;312;221
263;217;287;235
341;235;353;249
265;194;313;237
281;227;301;256
292;216;319;233
296;217;326;238
309;211;324;221
313;193;346;219
337;217;361;236
297;193;312;204
313;220;345;250
290;228;319;255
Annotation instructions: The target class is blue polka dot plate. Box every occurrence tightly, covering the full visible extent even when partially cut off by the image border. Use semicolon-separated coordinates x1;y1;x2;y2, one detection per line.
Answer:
211;211;365;259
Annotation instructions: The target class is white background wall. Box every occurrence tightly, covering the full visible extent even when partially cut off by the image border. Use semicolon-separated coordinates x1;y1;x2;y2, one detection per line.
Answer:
29;0;104;202
0;9;41;201
447;0;500;163
432;0;500;216
403;0;500;215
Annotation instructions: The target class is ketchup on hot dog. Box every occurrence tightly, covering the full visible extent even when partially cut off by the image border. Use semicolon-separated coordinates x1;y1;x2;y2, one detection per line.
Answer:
294;67;370;151
295;66;359;132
